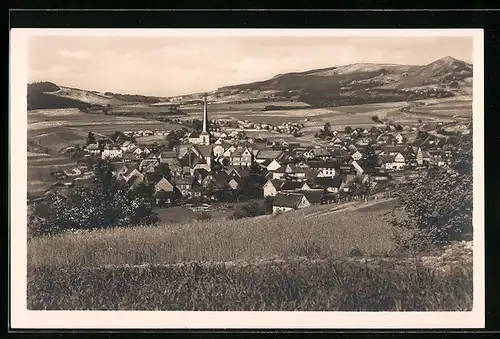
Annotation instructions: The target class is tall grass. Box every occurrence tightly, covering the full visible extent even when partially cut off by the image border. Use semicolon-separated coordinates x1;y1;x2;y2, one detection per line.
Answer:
27;258;472;311
28;207;404;268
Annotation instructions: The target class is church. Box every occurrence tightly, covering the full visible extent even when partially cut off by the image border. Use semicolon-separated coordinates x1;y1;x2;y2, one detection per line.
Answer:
188;95;212;146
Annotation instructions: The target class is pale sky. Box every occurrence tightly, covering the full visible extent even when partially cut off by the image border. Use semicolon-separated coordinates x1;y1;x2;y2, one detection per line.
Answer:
28;35;473;97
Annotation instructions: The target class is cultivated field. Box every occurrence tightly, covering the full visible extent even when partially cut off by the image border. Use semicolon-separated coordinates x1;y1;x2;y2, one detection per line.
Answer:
27;199;473;311
27;154;76;194
27;108;184;154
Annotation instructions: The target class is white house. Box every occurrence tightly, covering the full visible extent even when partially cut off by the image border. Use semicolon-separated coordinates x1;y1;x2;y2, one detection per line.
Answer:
272;192;311;213
102;147;123;159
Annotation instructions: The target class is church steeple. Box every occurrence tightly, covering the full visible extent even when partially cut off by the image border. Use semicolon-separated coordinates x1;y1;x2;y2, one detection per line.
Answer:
199;94;211;146
202;94;208;133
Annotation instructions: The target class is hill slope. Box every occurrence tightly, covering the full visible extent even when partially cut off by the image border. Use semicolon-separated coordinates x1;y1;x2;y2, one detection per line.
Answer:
168;56;473;107
27;82;168;110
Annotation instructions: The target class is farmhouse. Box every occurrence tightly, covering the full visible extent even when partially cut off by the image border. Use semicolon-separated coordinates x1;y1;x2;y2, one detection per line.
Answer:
272;192;311;213
102;147;123;160
305;160;338;177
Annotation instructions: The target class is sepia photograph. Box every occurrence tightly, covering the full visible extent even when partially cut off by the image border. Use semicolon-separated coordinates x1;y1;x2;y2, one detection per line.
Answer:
10;28;484;329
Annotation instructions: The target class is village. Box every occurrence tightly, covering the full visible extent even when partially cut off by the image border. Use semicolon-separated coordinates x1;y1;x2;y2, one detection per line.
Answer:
32;95;469;217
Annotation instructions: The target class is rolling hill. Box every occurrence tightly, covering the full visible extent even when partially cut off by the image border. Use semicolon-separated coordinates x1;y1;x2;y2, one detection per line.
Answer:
28;56;472;110
27;82;169;110
168;56;473;107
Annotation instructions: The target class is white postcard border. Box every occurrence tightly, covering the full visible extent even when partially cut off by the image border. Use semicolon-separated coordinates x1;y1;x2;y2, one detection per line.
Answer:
10;28;485;329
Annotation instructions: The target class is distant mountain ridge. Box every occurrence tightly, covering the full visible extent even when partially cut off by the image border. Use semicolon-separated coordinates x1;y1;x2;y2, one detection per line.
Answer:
29;56;472;110
200;56;472;107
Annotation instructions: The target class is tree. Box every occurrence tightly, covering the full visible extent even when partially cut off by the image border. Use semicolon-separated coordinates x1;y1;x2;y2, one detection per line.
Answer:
237;176;261;200
344;126;353;133
192;119;203;131
323;122;331;133
86;131;96;145
153;163;172;181
28;160;159;237
364;144;378;168
390;134;473;249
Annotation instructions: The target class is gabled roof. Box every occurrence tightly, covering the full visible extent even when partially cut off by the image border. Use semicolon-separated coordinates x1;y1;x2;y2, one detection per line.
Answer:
300;190;324;204
273;192;306;209
265;179;285;189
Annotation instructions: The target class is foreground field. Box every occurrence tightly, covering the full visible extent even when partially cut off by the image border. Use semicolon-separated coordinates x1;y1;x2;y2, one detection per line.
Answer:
27;200;473;311
28;256;472;311
28;200;402;268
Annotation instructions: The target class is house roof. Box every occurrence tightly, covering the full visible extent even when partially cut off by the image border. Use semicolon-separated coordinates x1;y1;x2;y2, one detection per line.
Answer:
280;181;306;191
255;149;284;159
305;160;339;169
378;155;396;163
311;148;332;157
194;145;213;158
300;190;324;204
188;131;201;138
273;192;306;209
175;175;196;185
312;177;342;189
382;145;407;154
128;174;144;186
161;150;177;159
266;179;285;189
193;168;209;178
110;162;127;172
86;144;99;150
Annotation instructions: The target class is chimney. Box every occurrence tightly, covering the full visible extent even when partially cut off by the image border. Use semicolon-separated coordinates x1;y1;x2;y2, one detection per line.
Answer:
202;94;208;133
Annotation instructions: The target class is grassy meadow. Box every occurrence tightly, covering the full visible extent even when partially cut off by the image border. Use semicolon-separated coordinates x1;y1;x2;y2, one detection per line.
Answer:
26;199;473;311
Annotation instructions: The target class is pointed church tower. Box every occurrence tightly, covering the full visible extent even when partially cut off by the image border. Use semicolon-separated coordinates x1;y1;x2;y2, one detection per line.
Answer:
200;94;211;145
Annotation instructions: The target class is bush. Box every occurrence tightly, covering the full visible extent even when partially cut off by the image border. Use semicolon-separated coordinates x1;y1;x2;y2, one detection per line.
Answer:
196;211;212;221
390;135;473;249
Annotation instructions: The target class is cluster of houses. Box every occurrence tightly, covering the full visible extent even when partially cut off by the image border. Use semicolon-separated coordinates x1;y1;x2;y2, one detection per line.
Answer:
122;129;171;138
52;133;453;211
232;120;304;135
33;95;461;214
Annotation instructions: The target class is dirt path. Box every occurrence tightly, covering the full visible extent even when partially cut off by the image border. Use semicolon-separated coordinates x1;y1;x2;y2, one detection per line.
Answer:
306;197;397;219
